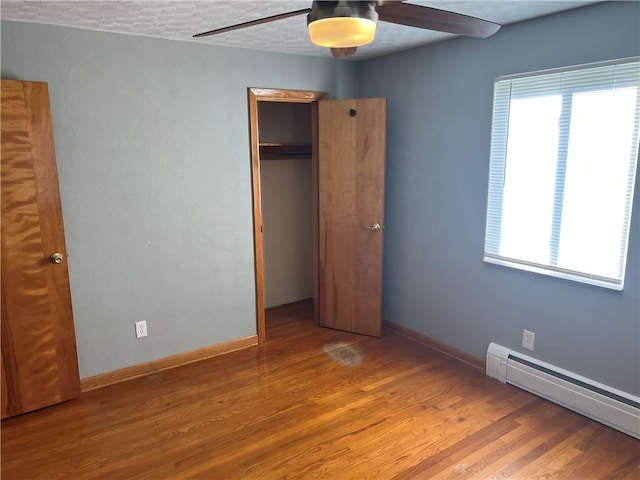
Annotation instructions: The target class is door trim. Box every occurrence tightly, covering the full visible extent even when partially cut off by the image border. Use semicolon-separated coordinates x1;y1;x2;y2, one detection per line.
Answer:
247;88;328;343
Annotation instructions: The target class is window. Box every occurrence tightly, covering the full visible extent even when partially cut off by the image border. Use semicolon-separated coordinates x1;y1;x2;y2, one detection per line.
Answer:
484;58;640;290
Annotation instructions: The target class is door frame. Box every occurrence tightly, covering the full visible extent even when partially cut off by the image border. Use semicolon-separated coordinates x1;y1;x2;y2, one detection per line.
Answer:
247;88;328;343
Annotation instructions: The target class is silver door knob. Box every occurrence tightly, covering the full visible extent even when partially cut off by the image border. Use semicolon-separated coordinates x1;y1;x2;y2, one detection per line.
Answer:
50;252;64;264
363;223;381;231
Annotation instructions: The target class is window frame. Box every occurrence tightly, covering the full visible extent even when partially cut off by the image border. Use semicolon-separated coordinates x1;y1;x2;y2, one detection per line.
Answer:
483;57;640;291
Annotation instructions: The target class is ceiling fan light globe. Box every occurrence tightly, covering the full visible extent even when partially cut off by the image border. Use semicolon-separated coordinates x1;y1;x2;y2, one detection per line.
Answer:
308;17;377;48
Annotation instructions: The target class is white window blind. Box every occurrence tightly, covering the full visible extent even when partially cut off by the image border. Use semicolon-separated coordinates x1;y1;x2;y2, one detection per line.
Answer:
484;57;640;290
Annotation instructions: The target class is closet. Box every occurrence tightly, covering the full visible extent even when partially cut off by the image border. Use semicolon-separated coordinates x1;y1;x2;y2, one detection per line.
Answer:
249;88;386;342
258;102;313;308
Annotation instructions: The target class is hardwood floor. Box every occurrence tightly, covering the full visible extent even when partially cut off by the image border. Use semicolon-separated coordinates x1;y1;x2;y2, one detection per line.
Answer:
2;300;639;479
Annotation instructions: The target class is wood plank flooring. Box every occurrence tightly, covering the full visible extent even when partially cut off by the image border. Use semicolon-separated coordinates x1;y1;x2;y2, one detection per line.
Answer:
2;300;639;479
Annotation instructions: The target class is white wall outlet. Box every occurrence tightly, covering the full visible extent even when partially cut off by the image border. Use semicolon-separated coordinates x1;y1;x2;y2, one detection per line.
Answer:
135;320;147;339
522;329;535;350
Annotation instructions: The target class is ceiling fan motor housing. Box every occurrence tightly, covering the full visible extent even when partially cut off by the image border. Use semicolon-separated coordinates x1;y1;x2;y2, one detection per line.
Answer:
307;1;378;24
307;1;379;48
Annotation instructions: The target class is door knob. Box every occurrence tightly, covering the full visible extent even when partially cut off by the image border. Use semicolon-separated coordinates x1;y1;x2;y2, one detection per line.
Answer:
363;223;381;231
49;252;64;264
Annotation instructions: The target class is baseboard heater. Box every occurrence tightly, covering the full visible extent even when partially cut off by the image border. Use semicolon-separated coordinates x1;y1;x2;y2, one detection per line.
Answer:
486;343;640;439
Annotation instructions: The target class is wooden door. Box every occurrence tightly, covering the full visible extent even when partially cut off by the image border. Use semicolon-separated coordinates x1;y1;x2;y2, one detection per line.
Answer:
1;80;81;418
318;98;386;337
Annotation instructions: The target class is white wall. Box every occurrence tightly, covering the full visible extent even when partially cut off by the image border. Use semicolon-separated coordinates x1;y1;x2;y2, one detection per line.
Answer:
260;160;314;307
259;102;312;144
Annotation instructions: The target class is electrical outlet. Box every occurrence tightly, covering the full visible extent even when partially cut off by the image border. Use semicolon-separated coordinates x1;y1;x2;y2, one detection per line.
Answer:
522;329;535;350
135;320;147;339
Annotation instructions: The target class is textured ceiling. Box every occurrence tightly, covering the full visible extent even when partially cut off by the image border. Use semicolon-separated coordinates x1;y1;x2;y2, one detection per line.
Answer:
0;1;597;60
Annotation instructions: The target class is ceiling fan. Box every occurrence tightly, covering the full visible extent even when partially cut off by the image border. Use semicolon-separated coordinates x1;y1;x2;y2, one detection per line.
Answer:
194;1;501;58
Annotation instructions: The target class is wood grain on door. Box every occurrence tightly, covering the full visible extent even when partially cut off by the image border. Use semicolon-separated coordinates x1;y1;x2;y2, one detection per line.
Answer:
318;98;387;337
1;80;80;418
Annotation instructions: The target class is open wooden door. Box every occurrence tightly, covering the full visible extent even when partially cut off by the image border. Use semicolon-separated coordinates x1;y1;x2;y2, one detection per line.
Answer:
1;80;81;418
318;98;387;337
248;91;386;341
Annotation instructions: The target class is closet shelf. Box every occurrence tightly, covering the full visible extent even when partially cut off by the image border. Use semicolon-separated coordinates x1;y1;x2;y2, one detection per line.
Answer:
259;143;311;160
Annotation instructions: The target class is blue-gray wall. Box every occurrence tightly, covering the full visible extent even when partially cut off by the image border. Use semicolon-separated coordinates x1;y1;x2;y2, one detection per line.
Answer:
1;21;355;378
360;1;640;395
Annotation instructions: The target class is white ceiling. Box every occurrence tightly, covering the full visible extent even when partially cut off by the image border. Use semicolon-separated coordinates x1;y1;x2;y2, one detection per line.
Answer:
0;1;598;60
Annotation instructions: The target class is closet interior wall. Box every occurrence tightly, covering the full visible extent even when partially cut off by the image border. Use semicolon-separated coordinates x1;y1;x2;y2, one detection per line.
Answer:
258;102;313;308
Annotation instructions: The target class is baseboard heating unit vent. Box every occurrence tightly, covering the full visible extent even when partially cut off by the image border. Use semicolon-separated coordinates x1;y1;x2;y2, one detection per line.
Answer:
486;343;640;439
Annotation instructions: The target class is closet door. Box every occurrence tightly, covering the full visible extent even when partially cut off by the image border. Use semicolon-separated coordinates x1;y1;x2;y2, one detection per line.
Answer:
1;80;80;418
318;98;386;337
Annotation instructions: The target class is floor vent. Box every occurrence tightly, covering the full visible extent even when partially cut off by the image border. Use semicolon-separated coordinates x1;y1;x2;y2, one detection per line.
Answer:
486;343;640;439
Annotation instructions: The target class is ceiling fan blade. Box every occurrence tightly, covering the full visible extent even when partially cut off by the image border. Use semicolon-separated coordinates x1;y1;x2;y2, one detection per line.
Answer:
376;3;500;38
193;8;311;38
331;47;358;58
